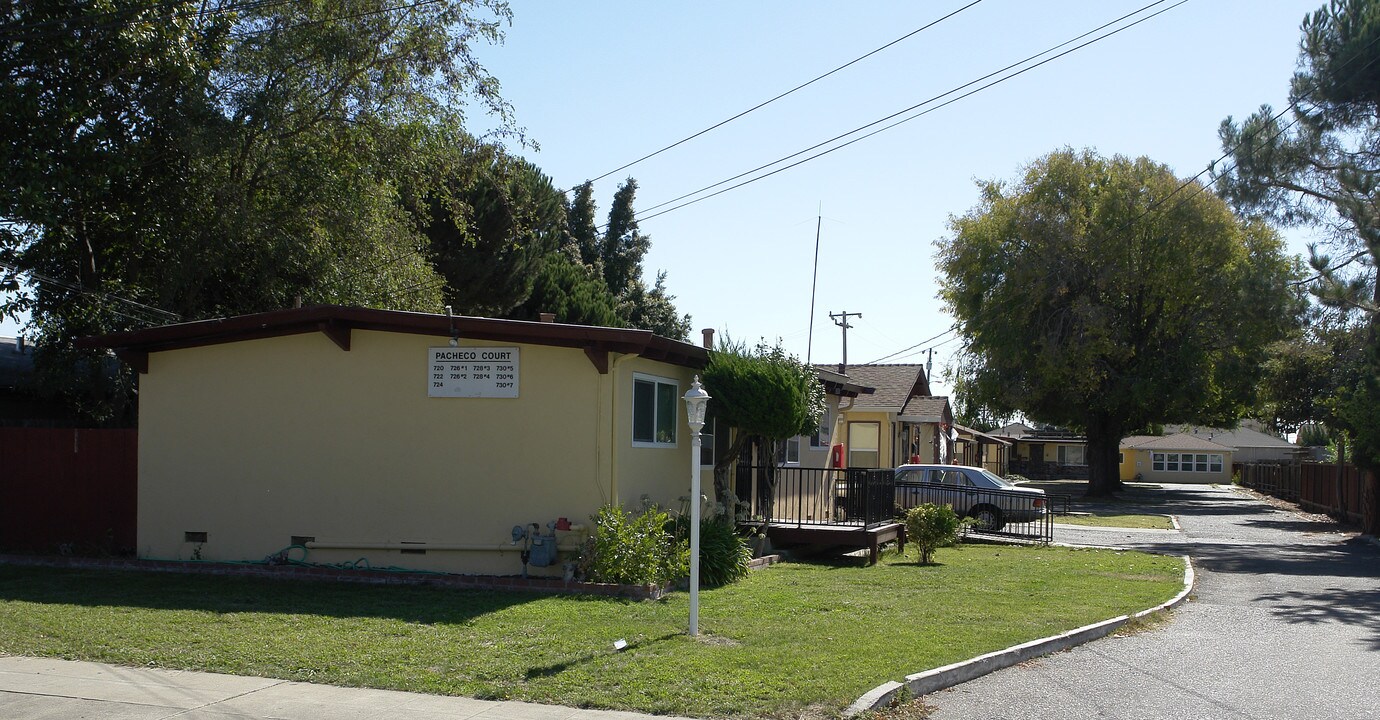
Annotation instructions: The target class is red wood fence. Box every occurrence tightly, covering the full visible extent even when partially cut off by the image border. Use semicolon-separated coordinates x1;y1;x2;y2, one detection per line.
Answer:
1235;461;1367;525
0;428;137;554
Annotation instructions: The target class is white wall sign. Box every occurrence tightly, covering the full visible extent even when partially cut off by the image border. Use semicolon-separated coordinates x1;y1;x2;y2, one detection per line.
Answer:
428;347;519;398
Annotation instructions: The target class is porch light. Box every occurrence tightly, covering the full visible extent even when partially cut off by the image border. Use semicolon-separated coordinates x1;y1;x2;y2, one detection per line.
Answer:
683;375;711;637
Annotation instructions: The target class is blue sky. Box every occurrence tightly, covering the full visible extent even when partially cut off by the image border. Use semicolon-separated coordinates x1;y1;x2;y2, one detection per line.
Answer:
1;0;1329;398
466;0;1325;395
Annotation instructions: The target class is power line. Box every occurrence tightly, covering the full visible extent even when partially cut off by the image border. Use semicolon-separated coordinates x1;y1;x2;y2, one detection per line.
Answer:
856;93;1314;369
0;260;181;324
586;0;985;184
864;327;956;365
628;0;1186;226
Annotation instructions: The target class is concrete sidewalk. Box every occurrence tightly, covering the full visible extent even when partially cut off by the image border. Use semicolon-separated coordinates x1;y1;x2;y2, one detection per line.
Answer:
0;655;685;720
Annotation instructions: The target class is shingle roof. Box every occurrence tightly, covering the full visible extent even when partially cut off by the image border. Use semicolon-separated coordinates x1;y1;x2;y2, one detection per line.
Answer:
1164;425;1294;450
0;337;33;390
900;395;950;423
1120;433;1235;452
825;364;928;411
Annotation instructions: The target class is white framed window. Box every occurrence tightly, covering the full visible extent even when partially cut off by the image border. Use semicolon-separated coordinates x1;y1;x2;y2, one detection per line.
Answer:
848;422;880;468
779;437;801;466
1058;445;1086;465
1151;452;1224;472
632;373;678;447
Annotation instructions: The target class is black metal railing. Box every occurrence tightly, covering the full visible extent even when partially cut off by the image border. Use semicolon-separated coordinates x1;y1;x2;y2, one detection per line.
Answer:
733;465;896;528
733;464;1058;542
894;483;1055;543
1009;460;1089;481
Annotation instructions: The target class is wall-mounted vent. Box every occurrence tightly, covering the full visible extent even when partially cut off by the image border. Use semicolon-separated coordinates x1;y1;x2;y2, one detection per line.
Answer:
400;541;426;555
184;531;208;543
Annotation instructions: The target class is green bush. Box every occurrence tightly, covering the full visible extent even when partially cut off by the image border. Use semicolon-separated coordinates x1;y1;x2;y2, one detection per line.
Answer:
697;518;752;588
904;503;962;565
581;504;688;586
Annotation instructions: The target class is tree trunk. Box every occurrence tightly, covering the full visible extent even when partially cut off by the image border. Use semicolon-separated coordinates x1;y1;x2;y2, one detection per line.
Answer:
757;437;778;522
712;431;750;519
1365;271;1380;535
1084;418;1125;498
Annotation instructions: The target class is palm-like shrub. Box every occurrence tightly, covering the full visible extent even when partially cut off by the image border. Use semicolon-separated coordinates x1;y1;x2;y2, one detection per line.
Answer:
697;518;752;588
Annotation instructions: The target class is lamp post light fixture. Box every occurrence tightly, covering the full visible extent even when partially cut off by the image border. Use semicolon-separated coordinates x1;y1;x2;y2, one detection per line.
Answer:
682;375;710;637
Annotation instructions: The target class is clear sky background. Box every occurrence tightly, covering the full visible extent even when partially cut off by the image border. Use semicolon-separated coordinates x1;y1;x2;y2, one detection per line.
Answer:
0;0;1330;399
468;0;1326;396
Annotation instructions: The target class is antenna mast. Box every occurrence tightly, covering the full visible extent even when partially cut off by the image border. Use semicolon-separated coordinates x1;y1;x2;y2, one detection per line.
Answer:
806;207;823;364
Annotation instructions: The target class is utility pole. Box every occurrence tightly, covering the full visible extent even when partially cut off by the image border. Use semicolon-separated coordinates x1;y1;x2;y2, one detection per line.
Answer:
830;311;861;374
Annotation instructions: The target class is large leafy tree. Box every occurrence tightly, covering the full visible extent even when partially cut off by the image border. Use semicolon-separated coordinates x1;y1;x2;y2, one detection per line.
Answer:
1216;0;1380;532
1;0;515;423
700;339;825;519
939;149;1298;497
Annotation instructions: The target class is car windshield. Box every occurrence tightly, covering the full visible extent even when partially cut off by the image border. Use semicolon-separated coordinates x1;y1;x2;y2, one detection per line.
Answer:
978;469;1017;488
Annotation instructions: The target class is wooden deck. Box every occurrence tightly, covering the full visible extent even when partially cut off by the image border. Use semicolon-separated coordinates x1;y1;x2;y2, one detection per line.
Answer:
762;522;906;565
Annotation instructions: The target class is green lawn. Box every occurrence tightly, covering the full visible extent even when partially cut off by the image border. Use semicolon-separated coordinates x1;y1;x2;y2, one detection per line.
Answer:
0;547;1182;718
1055;513;1176;530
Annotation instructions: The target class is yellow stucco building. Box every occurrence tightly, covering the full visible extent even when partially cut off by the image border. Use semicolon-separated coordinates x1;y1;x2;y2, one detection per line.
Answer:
1119;433;1235;484
85;306;709;577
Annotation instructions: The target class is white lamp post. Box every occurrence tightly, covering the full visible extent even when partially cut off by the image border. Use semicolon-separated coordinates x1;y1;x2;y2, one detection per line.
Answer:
683;375;710;637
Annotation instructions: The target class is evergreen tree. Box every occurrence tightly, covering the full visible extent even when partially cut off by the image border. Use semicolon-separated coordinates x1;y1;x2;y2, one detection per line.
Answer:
1216;0;1380;531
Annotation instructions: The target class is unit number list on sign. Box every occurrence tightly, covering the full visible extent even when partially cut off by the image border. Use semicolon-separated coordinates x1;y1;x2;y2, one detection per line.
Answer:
428;347;520;398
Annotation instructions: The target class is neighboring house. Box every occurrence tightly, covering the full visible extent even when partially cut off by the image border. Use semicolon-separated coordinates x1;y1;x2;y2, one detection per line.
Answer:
1119;433;1235;484
954;423;1011;476
83;305;709;577
0;336;76;426
990;425;1089;479
725;367;875;523
1165;423;1301;464
822;364;954;468
783;367;873;470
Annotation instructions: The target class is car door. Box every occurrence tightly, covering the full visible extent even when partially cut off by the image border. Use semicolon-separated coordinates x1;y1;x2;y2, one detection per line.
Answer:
894;467;925;508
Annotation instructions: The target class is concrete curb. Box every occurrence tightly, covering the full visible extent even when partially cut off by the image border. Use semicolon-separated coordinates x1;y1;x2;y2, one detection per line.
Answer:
843;554;1194;717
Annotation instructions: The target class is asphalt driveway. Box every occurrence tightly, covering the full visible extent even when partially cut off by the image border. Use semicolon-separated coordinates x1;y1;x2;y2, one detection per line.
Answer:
928;483;1380;720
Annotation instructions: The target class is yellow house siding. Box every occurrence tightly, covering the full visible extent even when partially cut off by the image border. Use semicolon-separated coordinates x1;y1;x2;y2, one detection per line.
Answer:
137;329;697;576
842;410;891;468
611;355;700;510
1119;448;1140;481
1120;447;1234;484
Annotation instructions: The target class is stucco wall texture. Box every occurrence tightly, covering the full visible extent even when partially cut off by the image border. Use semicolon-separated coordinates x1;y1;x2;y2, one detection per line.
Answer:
137;329;700;576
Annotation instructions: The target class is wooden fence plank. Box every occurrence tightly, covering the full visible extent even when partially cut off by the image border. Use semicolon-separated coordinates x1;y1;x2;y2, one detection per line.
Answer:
0;428;137;554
